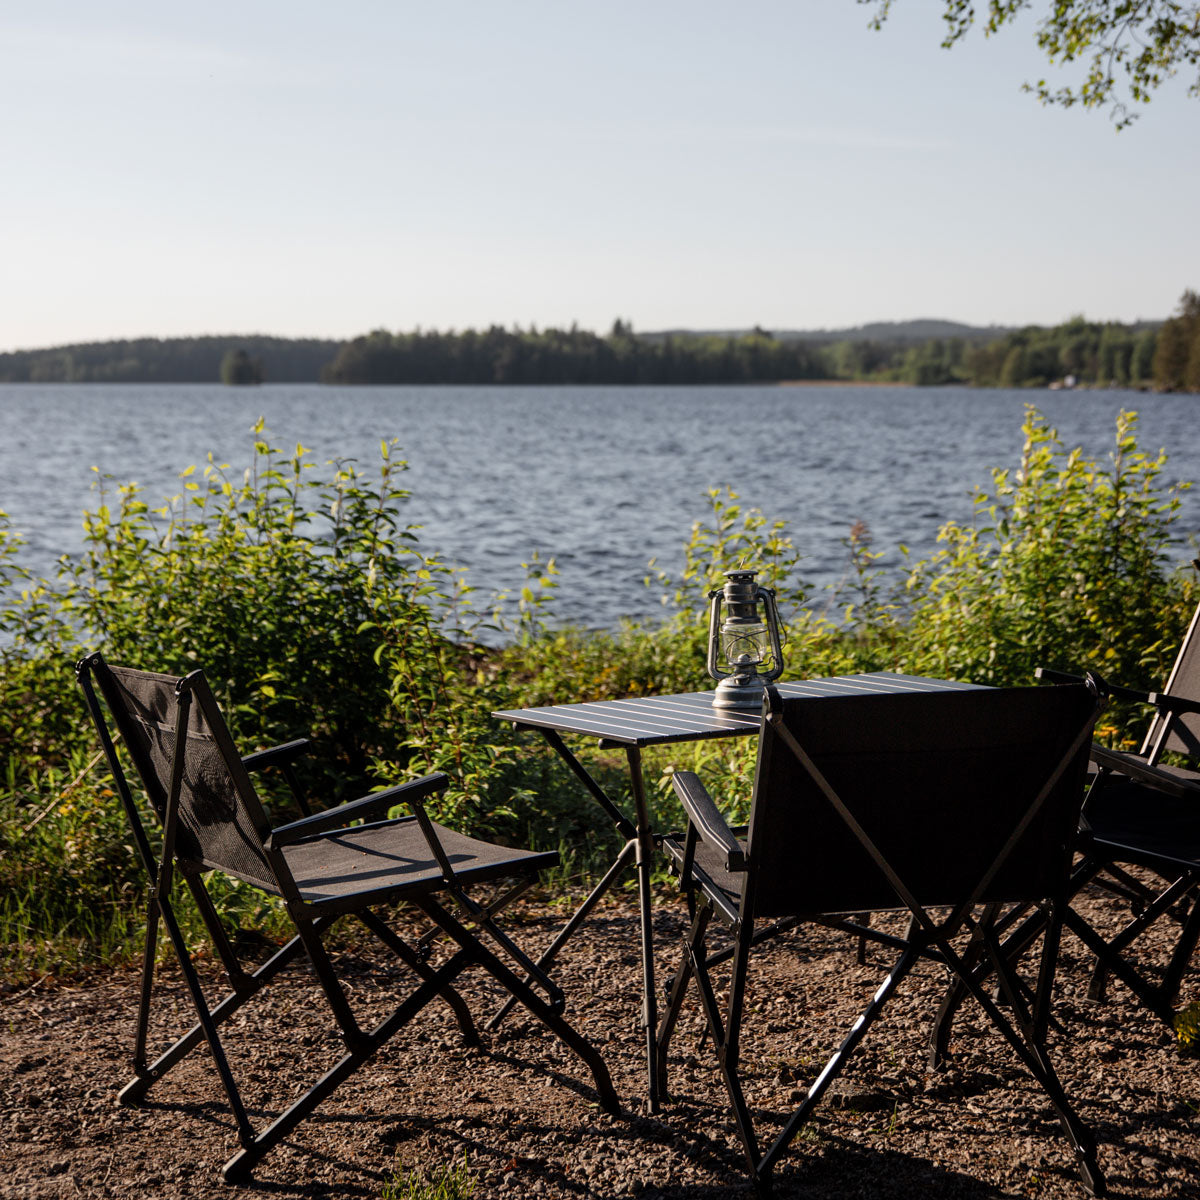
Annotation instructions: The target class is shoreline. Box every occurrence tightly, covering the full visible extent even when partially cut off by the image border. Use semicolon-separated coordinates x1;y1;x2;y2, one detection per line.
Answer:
775;377;912;387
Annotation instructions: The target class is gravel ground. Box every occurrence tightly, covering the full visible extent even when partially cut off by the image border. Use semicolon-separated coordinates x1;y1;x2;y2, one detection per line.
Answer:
2;886;1199;1199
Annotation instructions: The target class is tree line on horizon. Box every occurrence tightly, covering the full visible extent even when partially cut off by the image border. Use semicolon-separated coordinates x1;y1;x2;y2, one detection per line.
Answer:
1;292;1197;391
0;335;340;386
320;321;833;385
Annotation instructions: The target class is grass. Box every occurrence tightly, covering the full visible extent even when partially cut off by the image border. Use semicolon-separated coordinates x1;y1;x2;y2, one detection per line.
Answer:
381;1159;477;1200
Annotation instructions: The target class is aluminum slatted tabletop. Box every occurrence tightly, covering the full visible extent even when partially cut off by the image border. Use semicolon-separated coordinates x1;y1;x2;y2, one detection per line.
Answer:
492;672;985;1109
495;673;983;748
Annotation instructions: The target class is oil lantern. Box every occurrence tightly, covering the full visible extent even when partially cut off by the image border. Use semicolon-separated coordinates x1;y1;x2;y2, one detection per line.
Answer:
706;569;785;709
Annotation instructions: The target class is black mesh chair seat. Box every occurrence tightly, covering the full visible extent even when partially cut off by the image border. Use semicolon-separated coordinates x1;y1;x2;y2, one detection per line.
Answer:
1092;746;1200;796
655;681;1105;1195
77;653;616;1183
282;818;558;908
661;825;745;922
1085;778;1200;872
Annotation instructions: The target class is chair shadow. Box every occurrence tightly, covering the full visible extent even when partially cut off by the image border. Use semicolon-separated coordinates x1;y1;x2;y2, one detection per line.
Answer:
122;972;1192;1200
131;1096;386;1197
739;1138;1051;1200
130;1072;1170;1200
131;1036;617;1193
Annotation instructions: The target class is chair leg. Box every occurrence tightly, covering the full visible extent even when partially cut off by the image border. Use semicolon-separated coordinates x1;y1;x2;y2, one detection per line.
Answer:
292;917;367;1046
929;900;1057;1070
682;913;804;976
1083;871;1200;1010
119;919;319;1105
939;935;1105;1197
413;881;526;959
688;920;761;1176
928;906;1009;1070
1161;887;1200;1004
654;902;710;1098
760;946;917;1181
221;948;478;1183
855;912;871;964
450;887;566;1010
929;977;966;1071
136;891;257;1148
129;892;162;1082
1031;903;1063;1049
414;896;619;1114
1063;905;1181;1028
487;838;638;1032
356;910;481;1047
1093;862;1150;904
143;917;484;1183
184;873;253;990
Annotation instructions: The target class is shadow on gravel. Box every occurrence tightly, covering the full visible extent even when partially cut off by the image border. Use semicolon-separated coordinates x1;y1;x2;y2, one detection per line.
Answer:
603;1136;1044;1199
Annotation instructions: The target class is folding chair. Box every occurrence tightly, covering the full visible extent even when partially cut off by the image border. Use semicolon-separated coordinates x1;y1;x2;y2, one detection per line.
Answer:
1031;596;1200;1025
654;681;1104;1195
76;652;617;1182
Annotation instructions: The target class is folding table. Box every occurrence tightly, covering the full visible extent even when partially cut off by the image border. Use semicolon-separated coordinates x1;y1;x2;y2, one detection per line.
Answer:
493;671;984;1109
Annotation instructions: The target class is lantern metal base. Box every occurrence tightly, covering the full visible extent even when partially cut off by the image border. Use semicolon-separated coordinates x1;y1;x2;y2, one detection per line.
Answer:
711;675;769;710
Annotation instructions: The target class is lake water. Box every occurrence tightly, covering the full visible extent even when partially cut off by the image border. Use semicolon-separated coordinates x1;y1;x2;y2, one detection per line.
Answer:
0;383;1196;631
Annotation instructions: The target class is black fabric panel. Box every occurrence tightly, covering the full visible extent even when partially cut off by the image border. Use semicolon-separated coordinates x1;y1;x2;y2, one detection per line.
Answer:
746;686;1094;918
1151;601;1200;758
106;665;276;889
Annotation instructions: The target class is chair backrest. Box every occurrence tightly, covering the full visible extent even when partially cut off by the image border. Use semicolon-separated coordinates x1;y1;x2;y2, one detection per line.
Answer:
744;684;1097;919
84;656;278;889
1142;598;1200;760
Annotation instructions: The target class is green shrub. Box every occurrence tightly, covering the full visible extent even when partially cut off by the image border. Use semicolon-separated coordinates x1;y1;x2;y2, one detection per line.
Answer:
61;425;467;798
1175;1000;1200;1056
0;424;526;979
894;408;1194;735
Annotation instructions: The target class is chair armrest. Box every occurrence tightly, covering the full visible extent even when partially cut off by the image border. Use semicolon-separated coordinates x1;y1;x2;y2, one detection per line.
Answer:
241;738;311;773
1035;666;1083;686
1091;746;1200;799
1036;666;1153;706
267;772;449;847
1147;691;1200;718
672;771;745;872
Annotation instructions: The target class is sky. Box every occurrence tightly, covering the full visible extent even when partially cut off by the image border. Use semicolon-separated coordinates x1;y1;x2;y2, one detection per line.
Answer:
2;1;1198;351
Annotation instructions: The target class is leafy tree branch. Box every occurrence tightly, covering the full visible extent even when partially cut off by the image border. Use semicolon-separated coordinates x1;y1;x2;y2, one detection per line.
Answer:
865;0;1200;126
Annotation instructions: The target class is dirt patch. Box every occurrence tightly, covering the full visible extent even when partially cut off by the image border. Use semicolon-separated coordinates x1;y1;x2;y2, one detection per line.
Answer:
2;888;1198;1199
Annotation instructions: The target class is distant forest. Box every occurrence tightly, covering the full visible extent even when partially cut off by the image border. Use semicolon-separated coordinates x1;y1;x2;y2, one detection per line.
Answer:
2;294;1198;391
0;336;341;385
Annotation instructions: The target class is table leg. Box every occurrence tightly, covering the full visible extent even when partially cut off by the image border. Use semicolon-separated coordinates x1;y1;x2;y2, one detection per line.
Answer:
485;837;637;1031
499;726;662;1108
626;744;661;1112
487;728;640;1033
543;728;636;841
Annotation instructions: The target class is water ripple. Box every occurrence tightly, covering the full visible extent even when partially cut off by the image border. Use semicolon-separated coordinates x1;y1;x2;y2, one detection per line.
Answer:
1;383;1197;631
